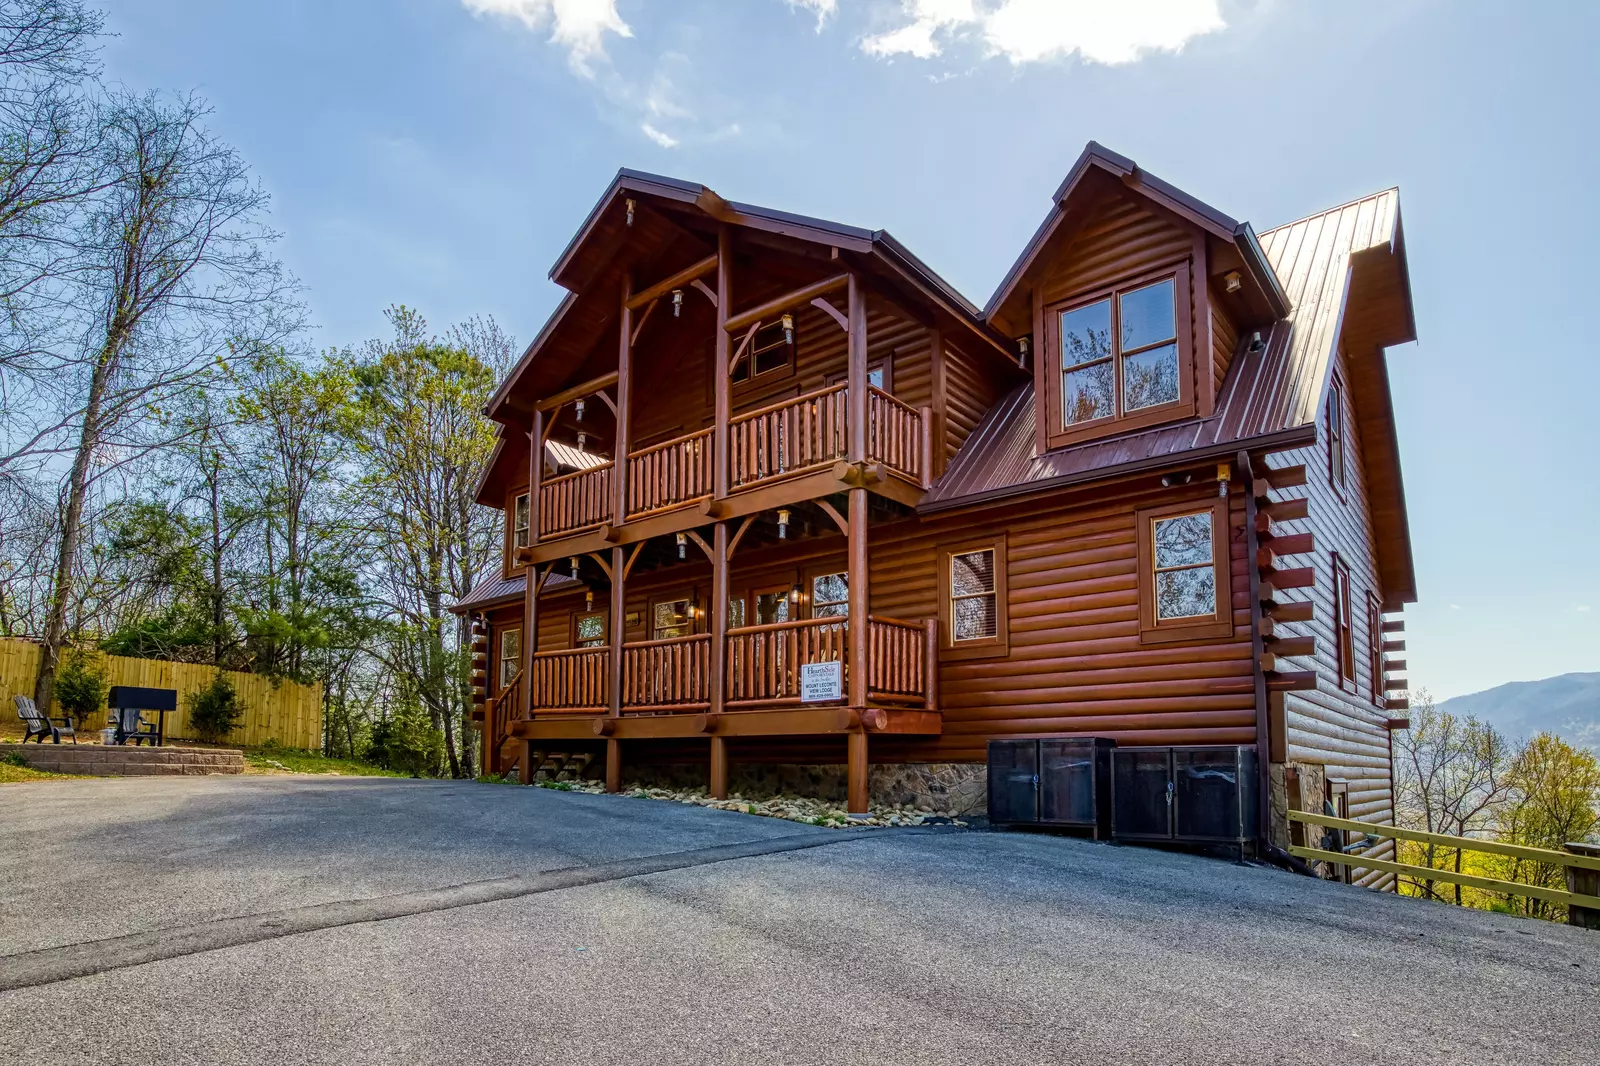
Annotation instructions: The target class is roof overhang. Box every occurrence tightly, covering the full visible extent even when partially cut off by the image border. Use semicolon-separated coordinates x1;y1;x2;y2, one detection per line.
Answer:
984;142;1290;338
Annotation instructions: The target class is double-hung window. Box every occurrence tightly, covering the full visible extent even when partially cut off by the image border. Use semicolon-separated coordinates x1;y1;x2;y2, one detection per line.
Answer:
939;536;1009;658
574;611;607;648
512;493;530;550
1332;553;1355;687
1327;375;1348;495
1137;499;1231;643
653;598;693;641
498;628;521;688
811;572;849;619
1366;592;1384;704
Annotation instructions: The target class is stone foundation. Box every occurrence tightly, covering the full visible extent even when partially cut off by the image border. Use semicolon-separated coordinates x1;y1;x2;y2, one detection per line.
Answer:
1;742;244;776
582;760;988;814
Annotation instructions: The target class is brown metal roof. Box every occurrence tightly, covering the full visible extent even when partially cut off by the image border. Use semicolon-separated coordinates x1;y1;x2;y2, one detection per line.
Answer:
451;569;580;614
925;187;1412;516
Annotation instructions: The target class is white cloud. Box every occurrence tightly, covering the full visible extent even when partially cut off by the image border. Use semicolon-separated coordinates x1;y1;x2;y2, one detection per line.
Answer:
1578;605;1593;613
460;0;632;75
640;122;679;148
790;0;840;29
861;0;1224;66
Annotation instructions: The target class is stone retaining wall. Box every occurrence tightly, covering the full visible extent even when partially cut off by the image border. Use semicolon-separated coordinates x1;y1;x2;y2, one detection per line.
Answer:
0;742;244;776
594;760;988;815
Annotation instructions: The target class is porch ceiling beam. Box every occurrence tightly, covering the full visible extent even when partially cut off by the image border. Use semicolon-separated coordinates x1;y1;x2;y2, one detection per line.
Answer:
683;528;715;562
621;541;645;581
727;514;756;558
536;371;620;413
724;273;850;334
626;253;719;310
815;497;849;537
691;278;717;308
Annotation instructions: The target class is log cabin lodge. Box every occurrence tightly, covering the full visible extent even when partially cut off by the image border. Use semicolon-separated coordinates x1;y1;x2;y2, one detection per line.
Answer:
455;142;1416;875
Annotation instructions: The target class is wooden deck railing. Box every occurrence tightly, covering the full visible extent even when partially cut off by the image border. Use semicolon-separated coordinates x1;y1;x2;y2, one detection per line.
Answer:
489;669;523;754
626;428;713;519
621;633;711;711
724;617;847;706
729;382;848;488
529;647;609;712
539;464;612;539
866;387;928;486
866;616;926;703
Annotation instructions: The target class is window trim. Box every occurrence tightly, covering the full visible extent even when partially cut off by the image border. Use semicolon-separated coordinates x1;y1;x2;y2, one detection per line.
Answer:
570;609;609;649
938;533;1009;661
826;358;892;394
649;591;698;641
1332;552;1355;689
1327;371;1348;500
731;320;796;394
803;561;850;620
1366;591;1384;705
1136;498;1233;645
497;627;522;690
1042;261;1195;451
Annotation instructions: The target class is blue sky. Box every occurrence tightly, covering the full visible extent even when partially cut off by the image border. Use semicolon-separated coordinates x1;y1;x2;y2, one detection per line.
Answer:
101;0;1598;700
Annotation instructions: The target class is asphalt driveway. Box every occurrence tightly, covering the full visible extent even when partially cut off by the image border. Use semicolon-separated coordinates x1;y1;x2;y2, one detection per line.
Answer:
1;776;1594;1065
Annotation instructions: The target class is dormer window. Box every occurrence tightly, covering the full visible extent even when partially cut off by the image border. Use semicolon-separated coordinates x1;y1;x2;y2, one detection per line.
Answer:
1042;264;1193;449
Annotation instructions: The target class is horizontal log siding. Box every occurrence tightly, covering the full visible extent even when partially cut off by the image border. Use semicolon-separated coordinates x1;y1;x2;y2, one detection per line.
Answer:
871;483;1256;761
1266;345;1398;888
1210;295;1238;404
942;342;1006;459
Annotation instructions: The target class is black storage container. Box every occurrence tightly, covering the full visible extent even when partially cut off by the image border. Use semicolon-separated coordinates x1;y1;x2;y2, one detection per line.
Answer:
1111;745;1258;850
987;738;1115;838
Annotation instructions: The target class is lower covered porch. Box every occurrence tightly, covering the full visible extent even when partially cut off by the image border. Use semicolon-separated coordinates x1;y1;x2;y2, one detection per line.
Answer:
487;614;941;812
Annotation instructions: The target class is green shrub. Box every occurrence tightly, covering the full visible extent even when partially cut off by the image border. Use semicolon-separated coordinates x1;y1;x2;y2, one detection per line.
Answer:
3;752;27;768
54;647;107;724
363;702;443;777
188;673;243;742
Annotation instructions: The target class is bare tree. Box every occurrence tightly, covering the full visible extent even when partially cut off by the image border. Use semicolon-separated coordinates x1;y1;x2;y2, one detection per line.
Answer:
1392;689;1516;903
31;90;298;712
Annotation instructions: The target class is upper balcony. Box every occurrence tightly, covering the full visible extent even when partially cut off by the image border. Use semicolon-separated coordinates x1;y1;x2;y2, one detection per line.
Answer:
527;380;931;558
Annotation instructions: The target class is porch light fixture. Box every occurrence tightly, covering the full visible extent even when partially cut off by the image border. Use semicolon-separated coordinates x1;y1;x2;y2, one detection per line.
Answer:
780;313;795;345
1224;270;1243;294
777;508;791;539
585;591;594;611
576;432;587;451
676;532;687;560
625;198;636;226
569;556;580;581
1017;336;1031;367
672;289;683;317
789;584;801;604
575;398;585;422
1216;462;1232;498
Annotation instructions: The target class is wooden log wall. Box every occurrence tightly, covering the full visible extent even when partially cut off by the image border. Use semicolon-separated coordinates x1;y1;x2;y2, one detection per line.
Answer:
1262;344;1400;888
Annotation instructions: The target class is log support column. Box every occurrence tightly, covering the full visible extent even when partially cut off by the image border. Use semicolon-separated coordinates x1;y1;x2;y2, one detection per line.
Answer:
847;730;869;816
710;737;728;801
709;519;729;799
604;271;633;794
605;737;622;794
844;272;870;816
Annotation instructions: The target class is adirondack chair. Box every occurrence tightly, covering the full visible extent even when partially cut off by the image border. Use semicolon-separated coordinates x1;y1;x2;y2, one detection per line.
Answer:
113;705;159;746
14;695;76;744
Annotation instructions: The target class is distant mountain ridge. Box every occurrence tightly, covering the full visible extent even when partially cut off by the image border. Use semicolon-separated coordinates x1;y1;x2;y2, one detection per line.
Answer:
1436;672;1600;752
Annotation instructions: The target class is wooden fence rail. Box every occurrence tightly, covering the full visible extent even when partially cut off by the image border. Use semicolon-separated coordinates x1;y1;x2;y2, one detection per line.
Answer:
1287;809;1600;914
865;387;926;486
724;617;847;706
0;638;322;749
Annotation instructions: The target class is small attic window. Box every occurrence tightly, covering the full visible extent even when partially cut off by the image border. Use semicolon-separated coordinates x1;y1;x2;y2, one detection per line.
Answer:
1042;264;1194;449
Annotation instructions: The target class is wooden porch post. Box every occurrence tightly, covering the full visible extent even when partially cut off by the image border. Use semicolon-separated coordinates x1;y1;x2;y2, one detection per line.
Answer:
713;226;731;501
846;273;867;463
615;271;632;523
606;543;625;791
846;272;870;815
709;519;729;799
523;410;543;717
927;325;946;478
847;730;868;816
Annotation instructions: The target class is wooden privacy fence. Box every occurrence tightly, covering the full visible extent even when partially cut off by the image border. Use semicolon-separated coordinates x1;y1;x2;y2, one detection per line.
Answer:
1288;809;1600;923
0;638;322;749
